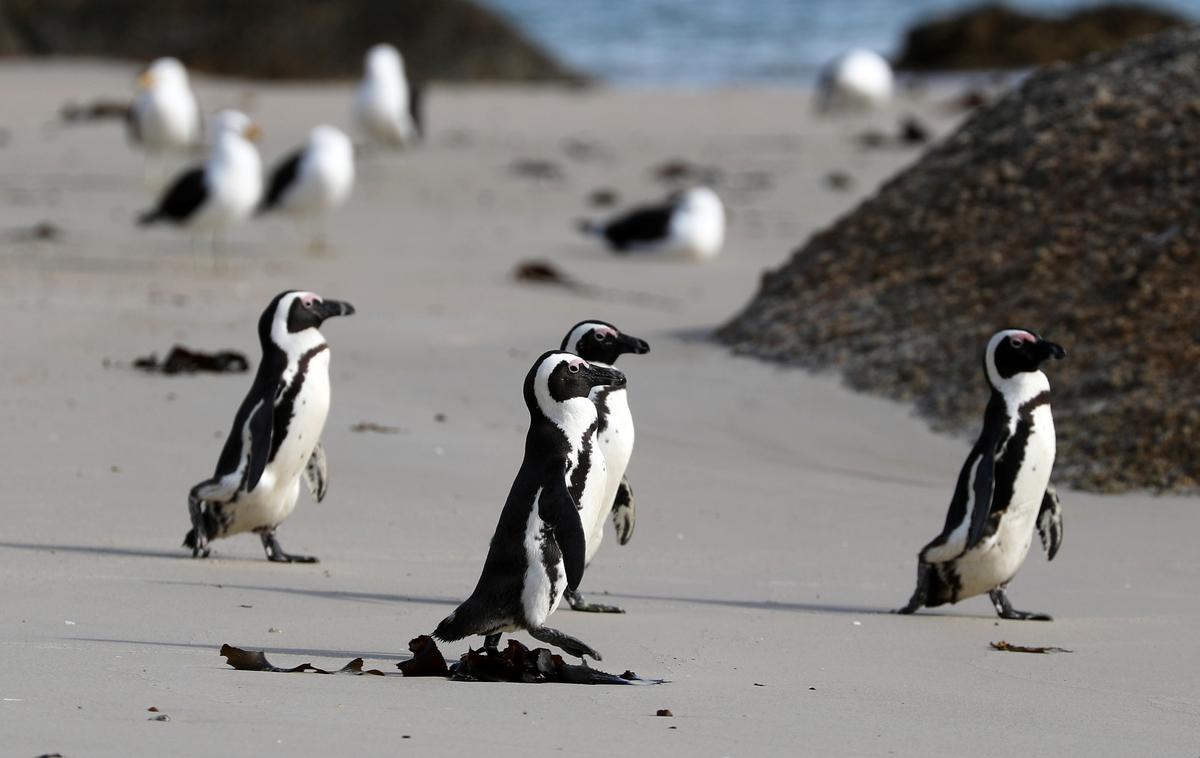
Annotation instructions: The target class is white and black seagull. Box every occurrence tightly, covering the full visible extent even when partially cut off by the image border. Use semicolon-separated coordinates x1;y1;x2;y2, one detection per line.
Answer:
259;125;355;251
578;186;726;260
138;110;264;259
128;57;202;178
353;43;421;148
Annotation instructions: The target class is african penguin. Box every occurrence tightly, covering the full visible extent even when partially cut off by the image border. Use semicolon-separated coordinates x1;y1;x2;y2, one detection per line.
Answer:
816;49;894;112
184;290;355;562
897;329;1066;620
559;320;650;613
138;110;264;256
578;186;725;260
354;43;420;147
259;125;355;250
128;57;202;179
433;351;626;660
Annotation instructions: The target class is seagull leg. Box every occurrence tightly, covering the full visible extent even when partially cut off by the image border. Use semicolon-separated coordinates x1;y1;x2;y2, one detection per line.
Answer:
260;530;318;563
989;586;1052;621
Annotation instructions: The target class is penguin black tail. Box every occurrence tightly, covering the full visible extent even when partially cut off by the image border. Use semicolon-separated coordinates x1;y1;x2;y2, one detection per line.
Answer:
137;209;161;226
433;595;489;643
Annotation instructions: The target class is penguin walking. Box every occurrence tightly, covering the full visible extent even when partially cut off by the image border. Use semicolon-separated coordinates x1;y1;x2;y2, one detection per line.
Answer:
433;351;626;660
559;320;650;613
184;290;355;562
897;329;1066;620
259;125;355;251
354;43;420;148
138;110;264;260
578;186;725;261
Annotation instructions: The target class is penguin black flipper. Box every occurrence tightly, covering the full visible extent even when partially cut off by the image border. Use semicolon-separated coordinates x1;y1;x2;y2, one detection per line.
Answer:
965;407;1008;550
305;442;328;502
1037;484;1064;560
611;475;636;545
538;473;586;590
243;396;275;493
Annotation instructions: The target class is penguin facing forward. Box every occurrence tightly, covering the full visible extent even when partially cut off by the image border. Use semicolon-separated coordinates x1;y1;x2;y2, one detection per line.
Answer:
559;320;650;613
184;290;355;562
433;351;626;660
897;329;1066;620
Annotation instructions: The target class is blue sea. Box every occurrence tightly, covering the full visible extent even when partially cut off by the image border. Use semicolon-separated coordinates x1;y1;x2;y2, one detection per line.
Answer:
481;0;1198;86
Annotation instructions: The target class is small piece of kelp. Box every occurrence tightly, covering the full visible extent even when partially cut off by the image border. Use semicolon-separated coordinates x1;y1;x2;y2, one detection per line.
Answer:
134;346;249;375
513;260;678;312
397;635;450;677
448;639;663;685
512;260;586;290
990;640;1073;654
219;644;385;675
350;421;402;434
60;98;132;123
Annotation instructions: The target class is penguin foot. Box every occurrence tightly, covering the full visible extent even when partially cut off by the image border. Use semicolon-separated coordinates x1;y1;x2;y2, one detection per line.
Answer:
989;588;1052;621
894;562;930;614
565;588;625;614
483;633;502;655
260;532;319;564
527;626;602;661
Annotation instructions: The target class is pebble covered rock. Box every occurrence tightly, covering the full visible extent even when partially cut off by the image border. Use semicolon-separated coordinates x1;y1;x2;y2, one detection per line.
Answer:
719;29;1200;493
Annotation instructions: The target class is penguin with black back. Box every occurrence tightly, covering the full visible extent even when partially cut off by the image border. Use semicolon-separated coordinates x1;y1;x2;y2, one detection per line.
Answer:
897;329;1066;620
559;320;650;613
433;351;626;660
184;290;355;562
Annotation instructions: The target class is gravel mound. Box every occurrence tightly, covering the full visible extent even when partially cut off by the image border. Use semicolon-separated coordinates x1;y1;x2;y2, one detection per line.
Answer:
719;29;1200;493
0;0;581;83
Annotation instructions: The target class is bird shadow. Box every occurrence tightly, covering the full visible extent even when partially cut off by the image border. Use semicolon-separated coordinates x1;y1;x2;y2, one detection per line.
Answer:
602;591;995;620
0;541;193;561
68;636;410;662
146;578;461;608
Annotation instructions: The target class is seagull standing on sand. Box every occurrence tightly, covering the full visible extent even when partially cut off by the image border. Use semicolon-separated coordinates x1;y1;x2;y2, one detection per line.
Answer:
138;110;264;260
816;49;894;112
354;43;420;147
259;125;355;251
128;57;202;177
578;186;726;261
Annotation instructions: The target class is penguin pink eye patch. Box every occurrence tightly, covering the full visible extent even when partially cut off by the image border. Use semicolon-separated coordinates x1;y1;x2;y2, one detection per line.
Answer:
593;327;617;340
299;295;319;308
1010;332;1036;344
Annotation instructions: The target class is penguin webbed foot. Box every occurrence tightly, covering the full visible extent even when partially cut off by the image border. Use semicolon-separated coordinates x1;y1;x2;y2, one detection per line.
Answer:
260;532;319;564
483;633;502;655
565;587;625;614
527;626;602;661
989;588;1052;621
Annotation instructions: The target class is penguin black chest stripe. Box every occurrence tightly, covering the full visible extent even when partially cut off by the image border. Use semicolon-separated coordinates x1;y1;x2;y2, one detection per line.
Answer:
592;387;613;435
989;390;1051;525
567;419;599;504
269;344;328;461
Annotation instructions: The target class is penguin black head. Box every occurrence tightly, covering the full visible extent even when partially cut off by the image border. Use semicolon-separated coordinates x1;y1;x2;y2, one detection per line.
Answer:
523;351;626;424
984;328;1066;387
258;290;356;350
561;320;650;365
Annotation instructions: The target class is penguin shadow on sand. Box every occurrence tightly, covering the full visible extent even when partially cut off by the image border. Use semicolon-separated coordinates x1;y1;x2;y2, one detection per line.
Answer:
147;578;461;609
0;542;193;561
68;636;411;663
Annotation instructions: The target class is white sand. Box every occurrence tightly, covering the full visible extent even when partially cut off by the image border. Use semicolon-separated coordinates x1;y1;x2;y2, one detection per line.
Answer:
1;62;1197;756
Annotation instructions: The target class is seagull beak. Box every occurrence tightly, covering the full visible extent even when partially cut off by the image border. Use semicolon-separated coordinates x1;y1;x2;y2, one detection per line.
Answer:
136;71;154;90
243;123;263;142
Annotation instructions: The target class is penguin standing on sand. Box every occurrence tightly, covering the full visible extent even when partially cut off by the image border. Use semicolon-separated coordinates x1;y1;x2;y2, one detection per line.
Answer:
434;351;626;660
559;320;650;613
897;329;1066;620
184;290;355;562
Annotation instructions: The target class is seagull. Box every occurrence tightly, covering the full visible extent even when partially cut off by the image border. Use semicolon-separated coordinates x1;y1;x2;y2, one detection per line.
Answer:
259;125;355;251
816;49;894;112
137;110;264;262
353;43;420;147
578;186;726;260
128;57;202;180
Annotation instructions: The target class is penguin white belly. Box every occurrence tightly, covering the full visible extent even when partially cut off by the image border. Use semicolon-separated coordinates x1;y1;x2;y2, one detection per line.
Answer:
587;387;633;562
521;503;566;628
226;352;331;536
955;408;1056;599
572;438;610;565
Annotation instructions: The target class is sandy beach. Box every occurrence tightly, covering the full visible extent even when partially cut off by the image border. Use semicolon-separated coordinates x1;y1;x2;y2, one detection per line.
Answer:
1;61;1198;756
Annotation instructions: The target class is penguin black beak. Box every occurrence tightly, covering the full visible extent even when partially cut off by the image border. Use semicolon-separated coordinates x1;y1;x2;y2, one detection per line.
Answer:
1038;340;1066;361
615;333;651;356
315;300;356;321
584;364;626;389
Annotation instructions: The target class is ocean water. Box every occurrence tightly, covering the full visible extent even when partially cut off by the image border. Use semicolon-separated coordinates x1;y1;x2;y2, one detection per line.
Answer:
481;0;1198;86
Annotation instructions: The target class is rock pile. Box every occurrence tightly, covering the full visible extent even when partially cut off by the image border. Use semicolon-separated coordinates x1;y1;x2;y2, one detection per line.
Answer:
720;29;1200;493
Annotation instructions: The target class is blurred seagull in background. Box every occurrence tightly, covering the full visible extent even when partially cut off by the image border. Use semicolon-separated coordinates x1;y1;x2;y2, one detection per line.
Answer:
354;43;421;148
816;49;894;112
137;109;264;263
259;125;355;252
578;186;726;261
128;57;202;181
